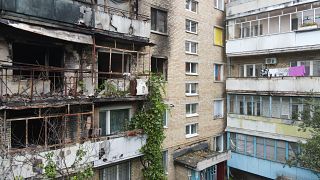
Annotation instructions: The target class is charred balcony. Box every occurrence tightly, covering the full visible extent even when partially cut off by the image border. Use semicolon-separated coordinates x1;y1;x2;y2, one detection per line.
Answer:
0;0;150;40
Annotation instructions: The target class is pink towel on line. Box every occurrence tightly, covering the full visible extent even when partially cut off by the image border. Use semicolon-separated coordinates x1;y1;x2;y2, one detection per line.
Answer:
289;65;305;77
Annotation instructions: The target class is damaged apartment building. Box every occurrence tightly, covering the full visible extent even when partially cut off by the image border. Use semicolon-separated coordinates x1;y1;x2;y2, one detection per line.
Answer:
0;0;152;179
225;0;320;179
139;0;230;179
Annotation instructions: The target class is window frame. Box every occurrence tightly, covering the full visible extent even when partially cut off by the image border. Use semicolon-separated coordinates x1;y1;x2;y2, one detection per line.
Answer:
185;40;198;54
185;82;199;96
186;62;198;75
186;19;198;34
99;106;132;135
214;63;224;82
163;109;169;128
186;103;199;117
100;161;131;180
185;123;199;138
214;0;225;11
162;150;169;174
214;99;224;119
151;8;168;34
186;0;198;13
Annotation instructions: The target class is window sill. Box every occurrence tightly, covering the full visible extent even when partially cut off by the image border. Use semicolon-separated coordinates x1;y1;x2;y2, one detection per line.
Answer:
185;52;198;55
214;7;224;12
186;133;199;139
186;73;199;76
214;44;224;48
163;126;168;129
151;30;168;36
186;113;199;118
213;80;224;83
186;30;198;35
186;94;199;97
185;9;198;14
213;115;224;120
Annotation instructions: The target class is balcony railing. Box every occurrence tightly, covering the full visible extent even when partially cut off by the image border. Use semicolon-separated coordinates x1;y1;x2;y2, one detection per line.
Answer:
0;65;148;103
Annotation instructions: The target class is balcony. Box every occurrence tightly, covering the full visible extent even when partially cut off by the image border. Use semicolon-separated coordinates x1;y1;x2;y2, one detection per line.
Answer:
226;30;320;56
0;65;148;104
0;0;150;39
226;3;320;56
226;0;315;18
6;134;146;178
226;114;311;141
226;77;320;95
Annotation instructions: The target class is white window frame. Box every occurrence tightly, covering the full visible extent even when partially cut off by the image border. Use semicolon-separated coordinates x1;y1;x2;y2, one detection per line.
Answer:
185;82;198;96
186;0;198;13
100;105;132;135
214;63;224;82
185;40;198;54
214;0;224;11
100;161;131;180
185;123;199;138
186;62;198;75
214;135;224;152
213;99;224;119
186;103;199;117
242;64;256;77
163;109;169;128
186;19;198;34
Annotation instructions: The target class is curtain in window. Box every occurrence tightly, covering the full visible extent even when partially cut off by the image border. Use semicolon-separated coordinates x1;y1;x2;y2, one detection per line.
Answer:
102;165;117;180
118;162;130;180
215;65;221;81
110;109;129;134
214;27;223;46
99;112;107;136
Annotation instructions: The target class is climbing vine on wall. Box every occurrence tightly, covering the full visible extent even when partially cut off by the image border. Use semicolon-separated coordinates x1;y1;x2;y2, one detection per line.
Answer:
131;75;167;180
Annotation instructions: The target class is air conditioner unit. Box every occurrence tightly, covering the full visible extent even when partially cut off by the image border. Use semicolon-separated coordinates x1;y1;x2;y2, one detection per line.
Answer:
281;114;290;119
214;114;223;119
136;79;148;95
265;58;277;65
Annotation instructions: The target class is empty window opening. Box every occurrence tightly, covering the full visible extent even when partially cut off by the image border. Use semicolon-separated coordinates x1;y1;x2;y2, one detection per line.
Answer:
11;120;26;149
98;52;131;86
12;43;64;92
151;57;168;80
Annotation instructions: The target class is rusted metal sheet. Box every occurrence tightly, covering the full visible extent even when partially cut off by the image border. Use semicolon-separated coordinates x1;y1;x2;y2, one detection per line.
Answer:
1;20;93;44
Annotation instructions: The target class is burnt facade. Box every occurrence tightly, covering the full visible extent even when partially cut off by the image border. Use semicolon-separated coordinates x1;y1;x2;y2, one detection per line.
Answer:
0;0;151;179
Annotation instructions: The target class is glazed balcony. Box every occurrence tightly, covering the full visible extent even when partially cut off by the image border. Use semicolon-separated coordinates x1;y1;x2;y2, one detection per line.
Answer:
226;0;316;18
226;3;320;56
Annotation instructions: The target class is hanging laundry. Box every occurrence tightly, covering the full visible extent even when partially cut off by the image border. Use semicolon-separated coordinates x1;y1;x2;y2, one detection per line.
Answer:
289;65;305;76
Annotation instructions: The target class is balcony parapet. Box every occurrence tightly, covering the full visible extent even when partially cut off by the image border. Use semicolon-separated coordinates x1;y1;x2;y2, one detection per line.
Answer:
226;76;320;95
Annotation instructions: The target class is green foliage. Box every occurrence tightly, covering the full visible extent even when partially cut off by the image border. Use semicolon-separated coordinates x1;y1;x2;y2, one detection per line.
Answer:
42;148;94;179
131;75;167;180
44;152;57;179
288;97;320;176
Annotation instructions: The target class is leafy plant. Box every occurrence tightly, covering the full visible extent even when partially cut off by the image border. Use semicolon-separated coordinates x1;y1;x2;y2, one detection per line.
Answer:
130;74;167;180
288;97;320;176
301;22;317;27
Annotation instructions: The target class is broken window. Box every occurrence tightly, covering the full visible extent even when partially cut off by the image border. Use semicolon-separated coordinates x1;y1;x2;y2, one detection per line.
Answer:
151;57;168;81
12;42;64;93
9;106;93;149
151;8;168;33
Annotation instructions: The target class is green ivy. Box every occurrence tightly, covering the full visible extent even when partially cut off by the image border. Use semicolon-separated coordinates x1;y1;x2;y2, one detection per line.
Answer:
131;75;167;180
